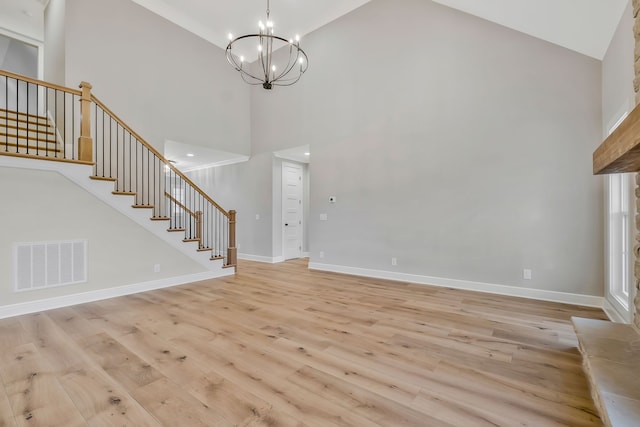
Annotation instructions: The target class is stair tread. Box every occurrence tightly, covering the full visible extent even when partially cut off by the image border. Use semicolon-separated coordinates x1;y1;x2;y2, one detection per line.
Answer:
132;204;154;209
1;142;62;153
0;124;54;135
168;228;186;232
0;107;49;121
150;217;171;221
0;132;57;143
90;175;117;181
113;191;136;196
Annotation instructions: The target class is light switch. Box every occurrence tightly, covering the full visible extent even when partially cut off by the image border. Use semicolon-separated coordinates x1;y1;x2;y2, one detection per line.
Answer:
320;213;328;221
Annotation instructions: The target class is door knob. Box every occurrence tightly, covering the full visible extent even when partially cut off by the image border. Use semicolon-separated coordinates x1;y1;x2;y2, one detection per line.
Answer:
285;223;289;226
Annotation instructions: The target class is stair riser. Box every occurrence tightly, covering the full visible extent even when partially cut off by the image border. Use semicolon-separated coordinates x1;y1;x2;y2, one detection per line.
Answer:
0;124;55;136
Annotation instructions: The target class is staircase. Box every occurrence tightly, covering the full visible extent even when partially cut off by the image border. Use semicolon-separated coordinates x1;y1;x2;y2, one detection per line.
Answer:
0;107;61;157
0;69;237;272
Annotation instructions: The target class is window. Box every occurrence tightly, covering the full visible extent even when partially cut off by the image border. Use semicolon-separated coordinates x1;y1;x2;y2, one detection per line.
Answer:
608;173;631;309
606;109;633;317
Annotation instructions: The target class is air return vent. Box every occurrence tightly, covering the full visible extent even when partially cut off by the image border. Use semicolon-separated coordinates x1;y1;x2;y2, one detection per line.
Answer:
14;240;87;292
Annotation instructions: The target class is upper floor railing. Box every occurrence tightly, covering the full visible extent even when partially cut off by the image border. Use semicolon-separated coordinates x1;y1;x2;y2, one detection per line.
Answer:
0;68;236;267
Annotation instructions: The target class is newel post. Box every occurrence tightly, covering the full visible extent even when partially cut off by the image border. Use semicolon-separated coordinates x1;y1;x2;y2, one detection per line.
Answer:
228;210;237;267
195;210;203;248
78;81;93;162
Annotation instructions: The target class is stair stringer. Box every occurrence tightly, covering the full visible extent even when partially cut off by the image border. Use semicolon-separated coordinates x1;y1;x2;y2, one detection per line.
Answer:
0;155;234;276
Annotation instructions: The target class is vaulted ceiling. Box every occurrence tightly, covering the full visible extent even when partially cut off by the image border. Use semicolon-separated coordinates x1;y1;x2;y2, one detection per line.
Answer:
0;0;630;60
130;0;628;60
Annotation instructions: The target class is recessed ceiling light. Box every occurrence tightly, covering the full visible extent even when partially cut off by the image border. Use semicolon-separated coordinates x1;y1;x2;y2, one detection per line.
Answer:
304;152;310;156
186;153;195;157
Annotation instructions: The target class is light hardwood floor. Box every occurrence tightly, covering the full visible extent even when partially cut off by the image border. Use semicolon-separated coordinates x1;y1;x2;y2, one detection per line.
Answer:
0;259;607;426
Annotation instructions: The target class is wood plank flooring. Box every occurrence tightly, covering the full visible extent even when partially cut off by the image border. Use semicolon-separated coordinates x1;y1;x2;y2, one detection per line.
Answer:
0;259;608;426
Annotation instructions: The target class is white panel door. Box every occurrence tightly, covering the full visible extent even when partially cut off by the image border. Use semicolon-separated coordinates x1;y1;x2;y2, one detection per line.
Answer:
283;162;303;260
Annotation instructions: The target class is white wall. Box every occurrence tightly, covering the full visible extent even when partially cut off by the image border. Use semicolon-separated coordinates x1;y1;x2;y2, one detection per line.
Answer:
187;154;274;258
249;0;604;296
62;0;250;156
0;35;38;78
0;166;207;307
44;0;65;85
602;1;634;132
188;155;310;262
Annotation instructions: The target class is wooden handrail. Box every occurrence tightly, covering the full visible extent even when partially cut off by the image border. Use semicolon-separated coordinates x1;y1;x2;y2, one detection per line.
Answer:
91;94;229;217
0;69;82;96
164;191;197;218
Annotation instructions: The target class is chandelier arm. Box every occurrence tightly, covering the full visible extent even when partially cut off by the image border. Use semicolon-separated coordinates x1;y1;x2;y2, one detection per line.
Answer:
240;72;265;86
226;47;264;84
273;47;308;83
258;33;270;83
277;43;305;82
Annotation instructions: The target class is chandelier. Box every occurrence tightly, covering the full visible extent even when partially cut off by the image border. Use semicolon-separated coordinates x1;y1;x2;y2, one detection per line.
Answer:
225;0;309;89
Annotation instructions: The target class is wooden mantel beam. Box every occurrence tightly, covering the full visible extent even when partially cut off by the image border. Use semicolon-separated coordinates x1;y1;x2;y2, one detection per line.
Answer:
593;102;640;175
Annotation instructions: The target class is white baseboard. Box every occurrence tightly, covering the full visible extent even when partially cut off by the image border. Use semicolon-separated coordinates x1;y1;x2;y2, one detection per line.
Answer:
238;253;285;264
308;262;604;308
302;252;310;258
0;270;232;320
602;298;631;323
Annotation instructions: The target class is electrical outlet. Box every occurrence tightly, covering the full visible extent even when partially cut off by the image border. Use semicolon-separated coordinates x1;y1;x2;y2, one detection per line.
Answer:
523;269;532;280
255;213;260;220
320;213;328;221
319;251;325;259
391;257;397;266
154;264;161;273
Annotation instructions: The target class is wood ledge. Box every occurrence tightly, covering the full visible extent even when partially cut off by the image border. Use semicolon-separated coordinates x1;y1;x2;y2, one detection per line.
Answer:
594;103;640;174
0;151;94;166
572;317;640;427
